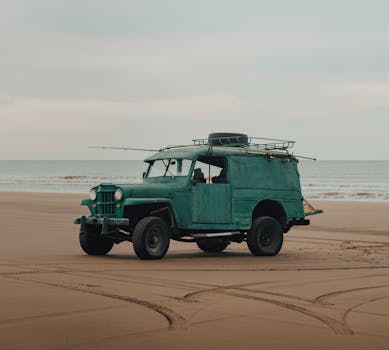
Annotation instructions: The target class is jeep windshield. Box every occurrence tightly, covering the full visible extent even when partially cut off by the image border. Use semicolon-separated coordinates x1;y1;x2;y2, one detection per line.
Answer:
146;159;192;178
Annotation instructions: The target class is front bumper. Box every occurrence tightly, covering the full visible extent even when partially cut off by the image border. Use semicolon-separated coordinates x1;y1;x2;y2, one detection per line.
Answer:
74;216;130;235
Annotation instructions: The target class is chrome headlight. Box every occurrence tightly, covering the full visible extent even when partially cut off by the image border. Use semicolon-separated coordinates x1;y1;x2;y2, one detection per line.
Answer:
114;188;123;201
89;189;97;201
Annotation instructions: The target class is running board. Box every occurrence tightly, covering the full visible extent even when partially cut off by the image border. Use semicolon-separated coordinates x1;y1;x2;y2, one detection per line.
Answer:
191;231;241;238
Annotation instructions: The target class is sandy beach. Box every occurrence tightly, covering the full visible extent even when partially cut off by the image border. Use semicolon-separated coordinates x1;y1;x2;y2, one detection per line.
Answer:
0;192;388;349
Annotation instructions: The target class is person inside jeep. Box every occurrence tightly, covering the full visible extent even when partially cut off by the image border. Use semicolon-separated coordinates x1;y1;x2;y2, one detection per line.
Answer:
212;167;226;183
193;168;206;183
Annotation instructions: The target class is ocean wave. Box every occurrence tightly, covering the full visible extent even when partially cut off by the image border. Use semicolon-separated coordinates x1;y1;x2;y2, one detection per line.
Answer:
62;176;88;180
306;192;389;201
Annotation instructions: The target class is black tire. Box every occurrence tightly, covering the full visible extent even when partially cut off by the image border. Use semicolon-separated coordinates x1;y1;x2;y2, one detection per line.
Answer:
79;229;113;256
132;216;171;260
196;238;230;253
208;132;248;146
247;216;283;256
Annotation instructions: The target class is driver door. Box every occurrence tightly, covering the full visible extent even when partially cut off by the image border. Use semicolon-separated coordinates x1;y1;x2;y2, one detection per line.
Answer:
192;183;232;224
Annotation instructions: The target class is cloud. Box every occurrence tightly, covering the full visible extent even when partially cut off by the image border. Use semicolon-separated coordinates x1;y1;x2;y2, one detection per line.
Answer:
0;94;252;158
0;0;388;159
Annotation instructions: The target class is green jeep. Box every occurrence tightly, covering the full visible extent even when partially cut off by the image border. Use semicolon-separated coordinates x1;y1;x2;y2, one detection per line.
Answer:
74;133;322;260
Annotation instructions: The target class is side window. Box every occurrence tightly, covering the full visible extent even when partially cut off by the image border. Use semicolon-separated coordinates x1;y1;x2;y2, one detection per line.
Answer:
192;157;227;184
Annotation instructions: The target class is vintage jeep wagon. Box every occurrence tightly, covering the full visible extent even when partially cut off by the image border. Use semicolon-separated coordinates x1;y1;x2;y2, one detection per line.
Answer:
74;133;321;259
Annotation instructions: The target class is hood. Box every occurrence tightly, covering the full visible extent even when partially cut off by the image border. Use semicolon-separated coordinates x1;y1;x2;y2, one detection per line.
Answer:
112;176;189;199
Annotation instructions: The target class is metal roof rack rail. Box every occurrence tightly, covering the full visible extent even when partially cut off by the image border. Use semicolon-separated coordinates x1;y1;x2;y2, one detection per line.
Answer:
192;136;295;152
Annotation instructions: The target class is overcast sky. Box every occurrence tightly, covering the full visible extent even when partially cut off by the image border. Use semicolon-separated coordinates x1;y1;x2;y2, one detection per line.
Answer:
0;0;388;160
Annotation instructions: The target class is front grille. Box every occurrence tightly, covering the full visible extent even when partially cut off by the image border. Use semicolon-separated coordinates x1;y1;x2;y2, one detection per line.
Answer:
96;191;115;217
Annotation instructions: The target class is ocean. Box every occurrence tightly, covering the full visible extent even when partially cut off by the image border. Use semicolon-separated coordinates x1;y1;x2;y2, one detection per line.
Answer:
0;160;388;201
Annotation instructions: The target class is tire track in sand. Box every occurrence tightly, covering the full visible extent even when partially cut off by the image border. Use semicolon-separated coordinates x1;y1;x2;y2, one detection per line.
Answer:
222;290;352;335
0;305;124;327
314;285;389;329
4;274;186;331
63;270;219;292
315;285;389;305
182;283;353;335
342;295;389;324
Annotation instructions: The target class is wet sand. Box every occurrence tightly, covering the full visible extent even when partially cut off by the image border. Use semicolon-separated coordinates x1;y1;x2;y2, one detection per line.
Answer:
0;193;388;349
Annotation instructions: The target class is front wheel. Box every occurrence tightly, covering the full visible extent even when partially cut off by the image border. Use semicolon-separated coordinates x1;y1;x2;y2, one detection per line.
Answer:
132;217;171;260
196;238;230;253
247;216;283;256
79;230;113;256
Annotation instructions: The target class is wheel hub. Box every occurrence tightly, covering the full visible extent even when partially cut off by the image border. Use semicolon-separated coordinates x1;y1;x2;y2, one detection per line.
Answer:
148;229;161;250
260;231;274;247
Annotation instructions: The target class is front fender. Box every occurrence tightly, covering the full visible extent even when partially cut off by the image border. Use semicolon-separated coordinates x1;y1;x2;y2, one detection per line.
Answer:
81;198;95;215
123;198;178;226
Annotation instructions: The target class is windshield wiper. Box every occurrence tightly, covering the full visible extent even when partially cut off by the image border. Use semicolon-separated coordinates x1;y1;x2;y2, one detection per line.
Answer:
163;159;175;178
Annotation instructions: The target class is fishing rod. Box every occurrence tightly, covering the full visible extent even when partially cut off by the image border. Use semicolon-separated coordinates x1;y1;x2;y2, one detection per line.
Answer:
209;145;317;161
90;144;202;152
89;146;160;152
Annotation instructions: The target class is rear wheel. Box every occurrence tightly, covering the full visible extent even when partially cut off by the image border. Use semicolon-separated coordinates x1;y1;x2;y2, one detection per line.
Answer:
79;228;113;256
196;238;230;253
247;216;283;256
133;217;171;260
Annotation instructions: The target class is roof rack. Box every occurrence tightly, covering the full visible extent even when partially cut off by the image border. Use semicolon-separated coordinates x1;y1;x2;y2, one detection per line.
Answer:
192;136;295;152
